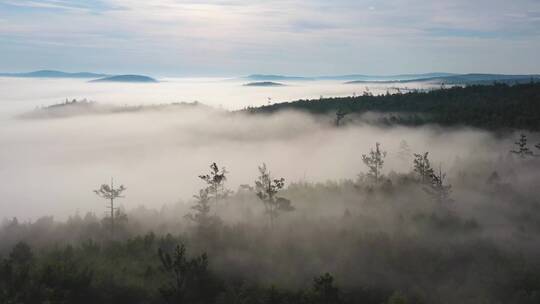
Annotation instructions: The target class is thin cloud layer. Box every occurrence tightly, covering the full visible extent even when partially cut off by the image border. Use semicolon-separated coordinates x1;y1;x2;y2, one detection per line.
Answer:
0;0;539;75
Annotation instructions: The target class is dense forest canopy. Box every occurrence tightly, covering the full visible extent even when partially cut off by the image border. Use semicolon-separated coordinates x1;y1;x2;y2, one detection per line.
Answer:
246;82;540;131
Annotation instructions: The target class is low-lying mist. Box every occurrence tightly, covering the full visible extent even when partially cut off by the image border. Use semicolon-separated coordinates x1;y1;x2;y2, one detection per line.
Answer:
2;97;540;303
0;103;522;220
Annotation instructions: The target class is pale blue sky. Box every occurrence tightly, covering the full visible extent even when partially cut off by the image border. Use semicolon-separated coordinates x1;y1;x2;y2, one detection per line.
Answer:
0;0;539;76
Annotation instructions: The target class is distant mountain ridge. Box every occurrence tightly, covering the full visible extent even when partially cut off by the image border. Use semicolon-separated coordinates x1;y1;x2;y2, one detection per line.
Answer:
245;73;540;84
0;70;157;82
245;73;457;82
345;73;540;85
0;70;108;78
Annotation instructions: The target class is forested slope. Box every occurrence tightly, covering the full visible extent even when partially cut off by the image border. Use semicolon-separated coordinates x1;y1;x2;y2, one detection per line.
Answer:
247;82;540;130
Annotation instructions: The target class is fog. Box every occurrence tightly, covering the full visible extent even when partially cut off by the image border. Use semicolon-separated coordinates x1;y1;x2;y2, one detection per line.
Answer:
0;77;452;220
2;78;540;303
0;77;440;115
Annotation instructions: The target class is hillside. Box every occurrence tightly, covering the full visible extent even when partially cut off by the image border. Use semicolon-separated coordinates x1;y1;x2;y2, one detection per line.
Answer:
19;99;204;119
90;75;158;83
246;82;540;130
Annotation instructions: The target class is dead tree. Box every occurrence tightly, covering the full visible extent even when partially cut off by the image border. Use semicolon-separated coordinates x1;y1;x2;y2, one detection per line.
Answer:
94;178;126;236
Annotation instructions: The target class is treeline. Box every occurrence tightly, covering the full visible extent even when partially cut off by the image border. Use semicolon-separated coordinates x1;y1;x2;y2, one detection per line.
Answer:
0;237;401;304
245;82;540;130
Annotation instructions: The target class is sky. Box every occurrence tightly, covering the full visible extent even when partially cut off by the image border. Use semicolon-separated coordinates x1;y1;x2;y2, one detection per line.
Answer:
0;0;539;76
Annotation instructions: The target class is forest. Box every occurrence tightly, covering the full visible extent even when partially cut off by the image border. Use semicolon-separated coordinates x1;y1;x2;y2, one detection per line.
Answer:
2;125;540;303
246;82;540;131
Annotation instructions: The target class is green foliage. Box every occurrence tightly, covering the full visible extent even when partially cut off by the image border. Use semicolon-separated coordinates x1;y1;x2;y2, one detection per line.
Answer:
0;242;96;304
158;243;218;303
247;83;540;131
385;292;409;304
312;273;341;304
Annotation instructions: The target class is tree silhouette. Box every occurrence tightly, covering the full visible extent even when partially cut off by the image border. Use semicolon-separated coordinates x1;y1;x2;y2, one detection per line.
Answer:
0;242;34;303
185;188;216;228
199;162;231;209
254;163;294;228
335;109;348;127
362;143;387;183
425;165;452;204
413;152;434;183
511;133;533;158
94;178;126;237
312;273;341;304
158;243;210;304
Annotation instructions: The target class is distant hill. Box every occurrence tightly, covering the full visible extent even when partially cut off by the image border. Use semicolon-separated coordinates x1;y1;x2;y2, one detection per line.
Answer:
318;73;457;81
246;74;313;81
0;70;108;79
19;99;206;119
245;73;540;84
90;75;158;83
244;73;457;82
243;81;286;87
346;73;540;85
245;82;540;131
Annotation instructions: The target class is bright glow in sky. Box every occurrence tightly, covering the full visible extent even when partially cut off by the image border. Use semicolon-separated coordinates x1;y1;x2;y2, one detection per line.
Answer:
0;0;539;76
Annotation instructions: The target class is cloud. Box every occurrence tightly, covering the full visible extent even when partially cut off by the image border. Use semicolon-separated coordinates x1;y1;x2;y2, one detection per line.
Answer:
0;0;539;74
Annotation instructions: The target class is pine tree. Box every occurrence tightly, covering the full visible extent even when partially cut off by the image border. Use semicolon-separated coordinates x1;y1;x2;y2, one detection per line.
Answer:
94;178;126;237
158;243;209;304
199;162;231;208
362;143;387;183
425;165;452;204
511;133;533;158
254;163;294;228
312;273;341;304
413;152;434;183
185;188;214;228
